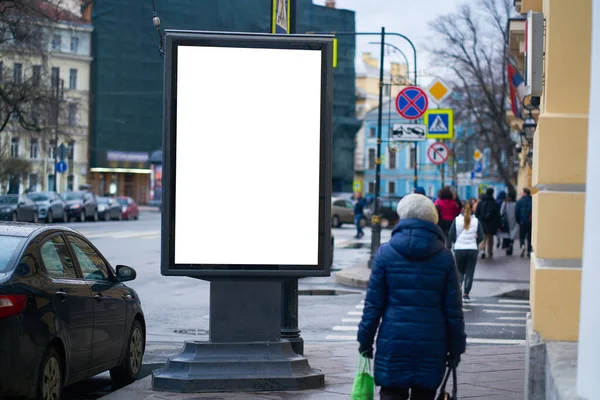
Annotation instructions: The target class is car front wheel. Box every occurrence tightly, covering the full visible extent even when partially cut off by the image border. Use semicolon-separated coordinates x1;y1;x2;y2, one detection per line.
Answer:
110;319;144;386
332;215;341;228
32;212;39;223
79;211;85;223
38;346;63;400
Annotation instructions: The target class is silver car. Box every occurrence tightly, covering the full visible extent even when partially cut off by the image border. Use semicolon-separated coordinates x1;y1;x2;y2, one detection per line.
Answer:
27;192;68;223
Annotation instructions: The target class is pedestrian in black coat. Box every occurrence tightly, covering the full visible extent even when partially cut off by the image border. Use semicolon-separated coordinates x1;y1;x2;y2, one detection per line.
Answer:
475;188;501;259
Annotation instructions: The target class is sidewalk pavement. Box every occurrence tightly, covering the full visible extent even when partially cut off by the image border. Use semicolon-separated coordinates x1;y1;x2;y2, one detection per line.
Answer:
335;234;530;299
101;342;525;400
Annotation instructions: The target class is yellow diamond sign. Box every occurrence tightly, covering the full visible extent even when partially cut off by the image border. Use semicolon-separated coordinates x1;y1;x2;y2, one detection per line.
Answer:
426;78;452;104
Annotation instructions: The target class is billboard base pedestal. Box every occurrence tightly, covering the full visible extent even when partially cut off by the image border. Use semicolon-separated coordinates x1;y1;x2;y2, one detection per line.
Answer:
151;280;324;393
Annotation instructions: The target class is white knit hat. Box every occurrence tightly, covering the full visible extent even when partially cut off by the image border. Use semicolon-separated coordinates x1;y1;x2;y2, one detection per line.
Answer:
396;194;439;224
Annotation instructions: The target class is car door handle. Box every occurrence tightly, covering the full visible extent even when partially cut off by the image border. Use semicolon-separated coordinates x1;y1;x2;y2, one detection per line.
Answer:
56;291;67;302
94;294;104;302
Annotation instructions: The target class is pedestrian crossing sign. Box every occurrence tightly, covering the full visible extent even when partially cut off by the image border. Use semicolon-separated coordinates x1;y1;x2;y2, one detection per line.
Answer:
425;109;454;139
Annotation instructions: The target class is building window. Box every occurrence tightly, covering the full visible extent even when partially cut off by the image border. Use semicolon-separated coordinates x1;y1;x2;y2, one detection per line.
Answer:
408;147;417;169
29;173;38;191
32;65;41;87
67;174;74;191
69;68;77;90
30;138;39;159
48;174;55;192
31;100;40;125
368;182;375;194
10;138;19;158
369;127;376;138
52;34;61;50
68;104;77;126
48;140;56;160
13;63;22;84
67;140;75;160
70;36;79;52
368;148;376;169
388;148;396;169
388;181;396;195
51;67;60;87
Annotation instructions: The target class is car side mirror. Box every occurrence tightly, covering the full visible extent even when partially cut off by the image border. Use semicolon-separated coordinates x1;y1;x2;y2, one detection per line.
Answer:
116;265;137;282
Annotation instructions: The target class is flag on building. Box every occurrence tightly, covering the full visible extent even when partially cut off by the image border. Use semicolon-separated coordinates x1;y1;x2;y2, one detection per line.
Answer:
507;62;526;117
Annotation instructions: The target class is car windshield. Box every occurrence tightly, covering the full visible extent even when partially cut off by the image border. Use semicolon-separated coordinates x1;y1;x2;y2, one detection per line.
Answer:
28;193;50;202
116;198;128;206
0;236;24;273
62;192;83;201
0;196;18;205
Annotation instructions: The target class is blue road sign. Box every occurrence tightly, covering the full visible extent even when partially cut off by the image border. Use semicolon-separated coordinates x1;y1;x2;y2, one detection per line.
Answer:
395;86;428;120
425;109;454;139
56;161;67;174
474;161;483;173
470;171;476;180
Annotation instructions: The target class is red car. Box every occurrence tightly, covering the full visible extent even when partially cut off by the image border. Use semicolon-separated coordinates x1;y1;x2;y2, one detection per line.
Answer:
117;196;139;220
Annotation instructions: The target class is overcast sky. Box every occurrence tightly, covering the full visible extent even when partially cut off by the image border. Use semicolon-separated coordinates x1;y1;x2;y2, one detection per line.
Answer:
312;0;467;85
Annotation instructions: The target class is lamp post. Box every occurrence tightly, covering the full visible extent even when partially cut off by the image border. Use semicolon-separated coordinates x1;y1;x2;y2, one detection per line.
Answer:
314;30;418;268
53;78;64;192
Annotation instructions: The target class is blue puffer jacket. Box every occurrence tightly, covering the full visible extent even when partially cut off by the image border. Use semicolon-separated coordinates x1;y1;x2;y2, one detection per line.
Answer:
357;218;467;390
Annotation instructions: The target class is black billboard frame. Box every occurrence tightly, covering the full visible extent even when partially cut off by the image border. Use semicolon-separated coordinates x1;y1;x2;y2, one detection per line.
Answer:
161;30;334;279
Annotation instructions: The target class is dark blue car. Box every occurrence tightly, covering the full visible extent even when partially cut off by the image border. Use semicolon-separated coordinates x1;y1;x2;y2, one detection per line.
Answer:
0;223;145;399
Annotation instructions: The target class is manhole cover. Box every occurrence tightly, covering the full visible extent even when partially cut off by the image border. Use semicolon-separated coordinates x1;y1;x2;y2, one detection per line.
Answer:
173;328;208;335
299;289;361;296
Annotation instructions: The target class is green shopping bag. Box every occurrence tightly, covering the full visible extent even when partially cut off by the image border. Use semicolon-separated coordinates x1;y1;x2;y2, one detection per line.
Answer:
351;355;374;400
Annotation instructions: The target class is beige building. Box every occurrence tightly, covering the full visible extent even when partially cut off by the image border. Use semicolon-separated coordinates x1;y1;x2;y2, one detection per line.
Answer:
354;53;409;193
0;7;92;194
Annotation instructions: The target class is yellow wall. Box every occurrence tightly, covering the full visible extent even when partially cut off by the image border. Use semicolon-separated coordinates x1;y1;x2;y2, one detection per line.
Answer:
527;0;591;342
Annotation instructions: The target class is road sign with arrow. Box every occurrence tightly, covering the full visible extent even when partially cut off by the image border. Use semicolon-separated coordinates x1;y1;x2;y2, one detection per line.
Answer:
427;142;450;165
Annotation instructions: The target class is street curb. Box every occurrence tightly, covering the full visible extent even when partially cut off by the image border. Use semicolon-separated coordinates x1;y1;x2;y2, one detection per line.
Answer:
499;288;530;299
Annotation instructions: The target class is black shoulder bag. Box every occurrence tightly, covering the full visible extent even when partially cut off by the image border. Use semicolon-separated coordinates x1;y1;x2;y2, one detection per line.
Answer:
437;366;458;400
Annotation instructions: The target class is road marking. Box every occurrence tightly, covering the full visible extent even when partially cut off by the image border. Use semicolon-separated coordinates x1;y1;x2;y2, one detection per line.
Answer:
497;317;527;321
348;311;362;316
467;303;530;309
467;338;526;345
483;310;525;314
463;308;472;312
466;322;525;327
355;305;364;309
342;318;361;323
499;299;530;304
326;335;356;341
333;326;359;331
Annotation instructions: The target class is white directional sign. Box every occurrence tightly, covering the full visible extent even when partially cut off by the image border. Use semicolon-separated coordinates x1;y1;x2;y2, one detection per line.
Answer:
391;124;427;141
427;142;450;165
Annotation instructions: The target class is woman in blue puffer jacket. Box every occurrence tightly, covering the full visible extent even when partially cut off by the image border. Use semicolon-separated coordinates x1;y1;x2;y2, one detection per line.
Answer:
357;194;467;400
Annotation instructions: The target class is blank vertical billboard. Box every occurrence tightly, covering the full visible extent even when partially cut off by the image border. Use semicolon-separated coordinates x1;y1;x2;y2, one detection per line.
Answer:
161;31;333;278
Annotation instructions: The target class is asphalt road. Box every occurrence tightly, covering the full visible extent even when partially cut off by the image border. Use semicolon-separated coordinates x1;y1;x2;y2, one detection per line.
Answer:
56;212;528;399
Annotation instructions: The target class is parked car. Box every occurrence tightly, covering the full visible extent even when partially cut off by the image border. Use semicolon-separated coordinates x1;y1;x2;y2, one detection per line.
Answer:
116;197;139;220
367;196;403;229
27;191;68;223
331;197;354;228
0;195;38;223
97;197;122;221
0;223;145;399
61;191;98;222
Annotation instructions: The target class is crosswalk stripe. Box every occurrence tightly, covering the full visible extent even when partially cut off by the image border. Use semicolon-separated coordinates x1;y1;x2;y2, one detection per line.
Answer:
333;326;358;331
348;311;363;316
483;310;524;314
466;322;525;327
467;338;526;345
355;305;364;309
326;335;356;340
342;318;361;323
499;299;530;304
497;317;527;321
467;303;530;309
462;308;472;312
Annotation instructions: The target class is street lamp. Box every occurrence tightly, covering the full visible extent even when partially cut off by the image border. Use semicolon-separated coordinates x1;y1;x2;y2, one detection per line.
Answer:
522;114;537;142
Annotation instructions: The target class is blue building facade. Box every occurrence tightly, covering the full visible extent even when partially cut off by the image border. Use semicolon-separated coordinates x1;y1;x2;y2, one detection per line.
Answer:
360;101;506;201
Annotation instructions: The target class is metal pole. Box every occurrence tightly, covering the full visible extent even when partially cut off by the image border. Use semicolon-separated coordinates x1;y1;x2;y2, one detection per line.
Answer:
441;161;445;187
414;142;418;189
368;27;385;269
53;79;62;193
281;0;303;355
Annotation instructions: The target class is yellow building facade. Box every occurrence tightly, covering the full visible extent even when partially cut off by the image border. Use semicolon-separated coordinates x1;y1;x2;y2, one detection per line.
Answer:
514;0;600;398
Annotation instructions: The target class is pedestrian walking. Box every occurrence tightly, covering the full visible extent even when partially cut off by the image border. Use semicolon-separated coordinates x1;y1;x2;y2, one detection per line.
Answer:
495;191;506;249
454;191;463;215
357;194;466;400
500;191;520;255
475;188;501;259
448;202;484;302
515;187;533;257
354;192;365;239
435;187;459;248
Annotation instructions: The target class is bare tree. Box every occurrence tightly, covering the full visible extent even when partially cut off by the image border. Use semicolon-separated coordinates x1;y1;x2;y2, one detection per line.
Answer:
0;138;31;193
429;0;518;193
